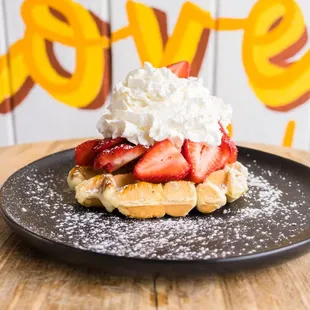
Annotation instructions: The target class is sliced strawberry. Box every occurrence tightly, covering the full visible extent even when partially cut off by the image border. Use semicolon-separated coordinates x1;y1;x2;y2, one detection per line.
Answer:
93;144;147;172
227;140;238;163
217;140;231;170
93;137;126;153
75;139;101;166
219;123;238;164
219;122;229;139
134;139;190;183
182;140;221;183
167;61;190;78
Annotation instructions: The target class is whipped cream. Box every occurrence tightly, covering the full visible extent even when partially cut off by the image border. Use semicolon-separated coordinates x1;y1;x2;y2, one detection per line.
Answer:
97;62;232;148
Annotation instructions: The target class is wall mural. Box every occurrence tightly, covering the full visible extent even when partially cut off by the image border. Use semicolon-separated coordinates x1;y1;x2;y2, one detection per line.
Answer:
0;0;309;147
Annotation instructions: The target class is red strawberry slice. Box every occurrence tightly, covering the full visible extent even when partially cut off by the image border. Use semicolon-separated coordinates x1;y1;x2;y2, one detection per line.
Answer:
134;139;190;183
217;141;231;170
94;144;147;172
167;61;190;78
75;139;101;166
93;137;126;153
219;123;238;164
182;140;221;183
219;123;229;138
227;140;238;163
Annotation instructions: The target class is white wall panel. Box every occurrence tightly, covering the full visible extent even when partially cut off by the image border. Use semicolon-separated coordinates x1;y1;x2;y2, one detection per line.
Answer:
4;0;111;144
0;0;309;149
111;0;217;90
215;0;310;149
0;0;14;146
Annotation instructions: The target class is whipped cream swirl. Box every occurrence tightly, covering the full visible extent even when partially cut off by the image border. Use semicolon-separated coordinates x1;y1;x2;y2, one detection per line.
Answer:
97;62;232;148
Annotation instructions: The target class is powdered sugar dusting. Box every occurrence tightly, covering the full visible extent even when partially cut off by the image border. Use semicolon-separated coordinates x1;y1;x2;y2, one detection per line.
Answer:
1;150;309;261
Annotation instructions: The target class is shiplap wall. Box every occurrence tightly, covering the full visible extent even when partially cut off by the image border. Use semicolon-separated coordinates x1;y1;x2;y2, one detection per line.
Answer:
0;0;14;146
2;0;111;144
0;0;310;149
215;0;310;149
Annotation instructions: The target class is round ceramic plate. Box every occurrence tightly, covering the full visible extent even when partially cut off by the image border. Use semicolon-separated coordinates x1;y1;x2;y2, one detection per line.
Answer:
0;147;309;276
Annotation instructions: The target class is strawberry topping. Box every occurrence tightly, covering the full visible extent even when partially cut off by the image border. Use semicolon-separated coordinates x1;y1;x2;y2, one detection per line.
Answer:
219;123;238;164
75;139;101;166
227;140;238;163
93;144;147;172
217;140;231;170
182;140;221;183
93;137;126;153
75;137;127;166
134;139;190;183
167;61;190;78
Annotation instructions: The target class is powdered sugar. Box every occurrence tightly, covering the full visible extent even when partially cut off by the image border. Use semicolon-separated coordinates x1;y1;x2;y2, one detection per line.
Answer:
1;150;309;261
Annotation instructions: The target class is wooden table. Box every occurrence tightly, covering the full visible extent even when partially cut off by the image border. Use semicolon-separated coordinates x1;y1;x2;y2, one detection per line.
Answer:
0;140;309;310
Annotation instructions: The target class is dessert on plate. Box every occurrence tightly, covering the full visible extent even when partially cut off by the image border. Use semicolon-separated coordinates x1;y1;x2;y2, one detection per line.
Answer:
67;61;248;218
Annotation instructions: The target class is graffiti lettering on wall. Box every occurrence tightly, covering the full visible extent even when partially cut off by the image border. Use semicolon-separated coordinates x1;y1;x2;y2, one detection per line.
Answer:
0;0;309;115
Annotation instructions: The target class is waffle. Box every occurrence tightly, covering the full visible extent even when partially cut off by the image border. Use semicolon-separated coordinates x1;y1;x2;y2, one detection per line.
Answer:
68;162;248;219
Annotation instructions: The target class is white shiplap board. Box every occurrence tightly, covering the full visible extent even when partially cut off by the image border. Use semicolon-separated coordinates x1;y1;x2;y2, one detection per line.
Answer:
215;0;310;150
298;0;310;150
0;0;14;146
4;0;111;144
1;0;309;149
110;0;218;90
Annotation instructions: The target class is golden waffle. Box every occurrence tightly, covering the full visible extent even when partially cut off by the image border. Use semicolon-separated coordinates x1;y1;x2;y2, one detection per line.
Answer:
68;162;248;219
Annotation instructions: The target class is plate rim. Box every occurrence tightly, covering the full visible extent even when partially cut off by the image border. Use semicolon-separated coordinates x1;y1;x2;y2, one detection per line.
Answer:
0;146;309;266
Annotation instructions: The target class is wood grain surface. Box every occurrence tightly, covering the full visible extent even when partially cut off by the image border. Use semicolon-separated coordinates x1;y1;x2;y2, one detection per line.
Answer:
0;140;309;310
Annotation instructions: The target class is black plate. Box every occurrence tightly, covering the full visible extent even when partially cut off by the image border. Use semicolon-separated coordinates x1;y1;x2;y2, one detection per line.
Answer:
0;147;309;276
